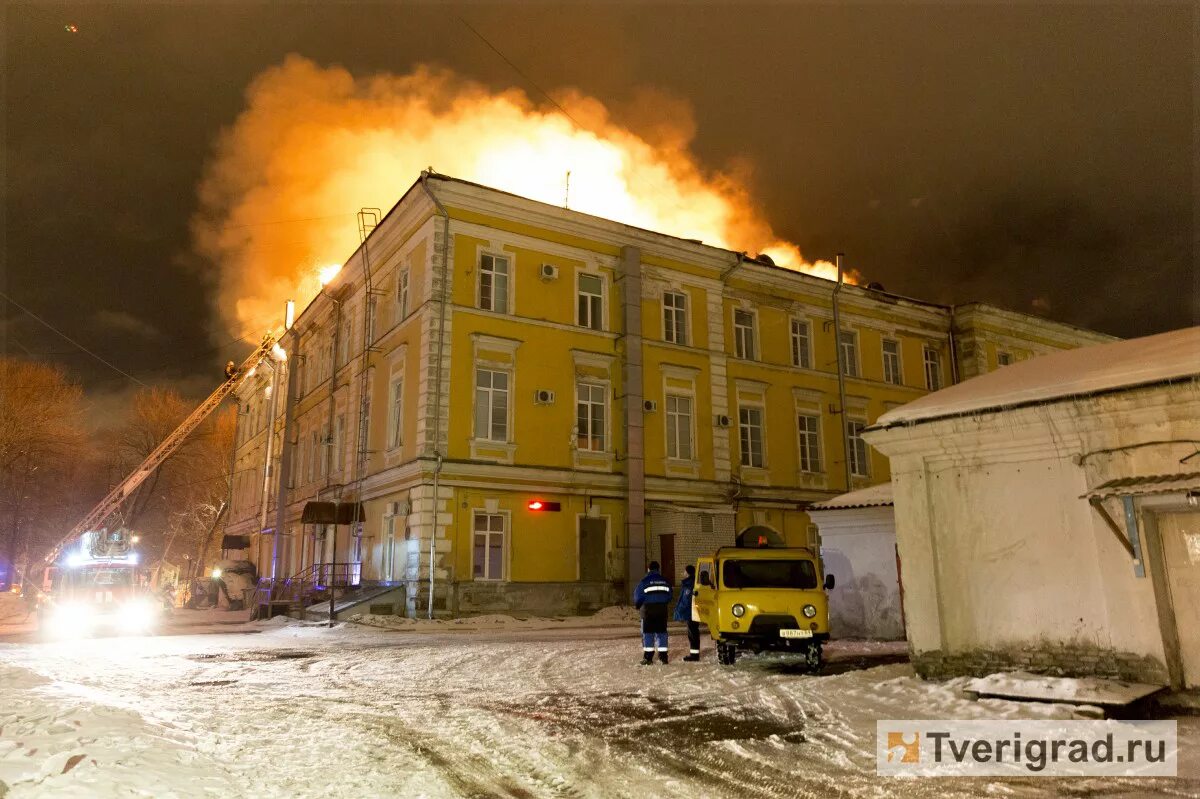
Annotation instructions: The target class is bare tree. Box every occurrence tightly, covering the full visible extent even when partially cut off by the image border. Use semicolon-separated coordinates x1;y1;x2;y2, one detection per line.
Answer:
0;358;89;583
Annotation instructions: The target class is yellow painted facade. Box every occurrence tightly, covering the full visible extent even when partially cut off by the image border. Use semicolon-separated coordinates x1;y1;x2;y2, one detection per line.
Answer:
225;174;1115;618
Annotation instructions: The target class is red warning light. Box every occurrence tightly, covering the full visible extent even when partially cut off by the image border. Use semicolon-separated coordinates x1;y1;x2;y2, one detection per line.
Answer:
527;500;561;512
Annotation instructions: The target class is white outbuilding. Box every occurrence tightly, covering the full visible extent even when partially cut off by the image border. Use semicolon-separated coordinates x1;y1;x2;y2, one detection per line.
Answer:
865;326;1200;688
809;483;903;641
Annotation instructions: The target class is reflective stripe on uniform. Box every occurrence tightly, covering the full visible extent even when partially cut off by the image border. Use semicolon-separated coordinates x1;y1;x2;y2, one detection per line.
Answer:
689;649;700;654
643;647;654;652
643;585;670;592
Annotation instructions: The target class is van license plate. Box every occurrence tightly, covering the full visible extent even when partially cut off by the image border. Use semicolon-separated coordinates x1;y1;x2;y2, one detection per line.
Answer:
780;629;813;639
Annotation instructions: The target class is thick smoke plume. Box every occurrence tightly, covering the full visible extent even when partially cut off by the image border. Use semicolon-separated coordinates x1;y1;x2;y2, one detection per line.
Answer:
194;56;837;331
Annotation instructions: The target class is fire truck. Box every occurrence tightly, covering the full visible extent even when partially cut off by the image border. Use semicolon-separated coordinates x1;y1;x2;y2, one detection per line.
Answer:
35;335;281;638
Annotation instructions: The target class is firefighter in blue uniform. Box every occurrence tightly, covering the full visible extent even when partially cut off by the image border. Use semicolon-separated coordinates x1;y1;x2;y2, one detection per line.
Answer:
633;561;673;664
673;564;701;661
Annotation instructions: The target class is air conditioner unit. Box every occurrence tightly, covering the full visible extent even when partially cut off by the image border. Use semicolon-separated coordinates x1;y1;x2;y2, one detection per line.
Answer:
534;389;556;405
643;399;658;413
539;263;560;281
715;414;731;428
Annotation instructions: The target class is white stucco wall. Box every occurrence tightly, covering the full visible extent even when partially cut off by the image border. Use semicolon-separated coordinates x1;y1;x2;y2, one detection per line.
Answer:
810;506;903;640
867;378;1200;682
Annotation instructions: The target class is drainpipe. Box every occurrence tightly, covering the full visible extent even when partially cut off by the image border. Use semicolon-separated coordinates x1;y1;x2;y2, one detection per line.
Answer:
947;304;960;385
619;245;645;592
258;361;281;571
420;171;451;619
831;253;852;492
272;324;301;588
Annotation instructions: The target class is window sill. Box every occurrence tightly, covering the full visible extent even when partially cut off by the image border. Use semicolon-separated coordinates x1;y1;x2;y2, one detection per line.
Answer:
665;459;700;479
470;439;517;464
738;465;770;484
573;449;615;472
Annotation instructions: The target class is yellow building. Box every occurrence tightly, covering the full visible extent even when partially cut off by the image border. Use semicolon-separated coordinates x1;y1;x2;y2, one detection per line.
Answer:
224;172;1114;617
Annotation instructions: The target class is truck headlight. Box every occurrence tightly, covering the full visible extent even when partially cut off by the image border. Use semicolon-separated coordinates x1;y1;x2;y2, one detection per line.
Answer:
802;604;817;618
47;602;95;637
119;600;158;633
731;603;746;618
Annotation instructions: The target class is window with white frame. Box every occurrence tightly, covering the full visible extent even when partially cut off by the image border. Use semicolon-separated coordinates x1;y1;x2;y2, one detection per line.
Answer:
739;406;765;468
847;419;870;477
997;351;1013;366
478;253;510;313
472;512;505;580
791;319;812;368
665;394;694;460
388;377;403;449
324;335;335;380
576;382;607;451
339;313;354;367
577;273;604;330
366;298;378;346
882;338;902;385
797;413;822;473
333;414;346;472
663;291;688;345
924;347;943;391
382;513;398;582
474;368;509;442
397;267;410;319
734;309;757;360
838;329;859;377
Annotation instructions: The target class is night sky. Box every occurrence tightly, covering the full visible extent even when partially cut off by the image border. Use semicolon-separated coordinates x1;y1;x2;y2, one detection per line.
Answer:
4;3;1195;420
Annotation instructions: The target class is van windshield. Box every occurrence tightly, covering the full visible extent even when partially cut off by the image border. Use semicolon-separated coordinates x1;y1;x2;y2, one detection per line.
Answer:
722;559;818;589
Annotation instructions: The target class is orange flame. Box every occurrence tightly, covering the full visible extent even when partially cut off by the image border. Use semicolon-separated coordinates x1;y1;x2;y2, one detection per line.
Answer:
194;56;841;330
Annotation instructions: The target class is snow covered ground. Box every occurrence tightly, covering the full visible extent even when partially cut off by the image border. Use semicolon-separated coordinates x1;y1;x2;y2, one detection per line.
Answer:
1;612;1197;798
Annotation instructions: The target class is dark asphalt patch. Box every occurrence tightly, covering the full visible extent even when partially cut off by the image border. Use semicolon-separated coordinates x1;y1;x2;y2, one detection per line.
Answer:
185;649;316;663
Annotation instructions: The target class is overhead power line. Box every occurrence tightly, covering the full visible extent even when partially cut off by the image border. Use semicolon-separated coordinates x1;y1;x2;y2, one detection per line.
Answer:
0;290;148;388
454;13;586;131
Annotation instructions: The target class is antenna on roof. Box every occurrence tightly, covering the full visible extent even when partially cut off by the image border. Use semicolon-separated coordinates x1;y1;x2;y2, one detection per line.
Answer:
564;170;571;209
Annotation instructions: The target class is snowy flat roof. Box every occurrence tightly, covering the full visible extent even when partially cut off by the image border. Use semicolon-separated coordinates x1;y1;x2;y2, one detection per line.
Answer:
874;326;1200;428
809;482;894;510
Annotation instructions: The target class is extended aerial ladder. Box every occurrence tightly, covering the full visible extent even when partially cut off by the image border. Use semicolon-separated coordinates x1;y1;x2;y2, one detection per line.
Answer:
44;334;280;565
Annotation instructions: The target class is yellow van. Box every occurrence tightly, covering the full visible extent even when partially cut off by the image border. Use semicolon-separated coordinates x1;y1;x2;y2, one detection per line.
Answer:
693;542;834;669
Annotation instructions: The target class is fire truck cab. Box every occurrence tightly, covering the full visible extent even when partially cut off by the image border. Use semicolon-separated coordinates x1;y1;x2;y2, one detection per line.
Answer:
39;529;162;638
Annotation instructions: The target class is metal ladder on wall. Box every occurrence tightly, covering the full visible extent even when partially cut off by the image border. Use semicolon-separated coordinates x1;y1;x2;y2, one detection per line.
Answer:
353;209;383;553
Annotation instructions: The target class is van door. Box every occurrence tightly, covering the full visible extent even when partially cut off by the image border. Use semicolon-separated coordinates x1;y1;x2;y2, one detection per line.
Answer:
692;557;715;625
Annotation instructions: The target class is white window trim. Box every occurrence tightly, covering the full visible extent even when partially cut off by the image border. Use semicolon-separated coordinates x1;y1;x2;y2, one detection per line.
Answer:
795;411;823;474
574;269;608;332
473;365;514;444
664;390;697;463
847;417;871;478
737;402;767;470
882;337;903;386
790;316;813;369
923;346;944;391
838;328;861;378
396;264;411;321
387;376;404;451
574;379;610;453
733;307;759;361
471;508;510;582
476;248;513;315
662;289;690;347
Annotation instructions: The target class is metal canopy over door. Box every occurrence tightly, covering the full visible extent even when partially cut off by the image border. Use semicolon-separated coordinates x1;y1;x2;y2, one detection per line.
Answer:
578;518;607;582
1159;512;1200;687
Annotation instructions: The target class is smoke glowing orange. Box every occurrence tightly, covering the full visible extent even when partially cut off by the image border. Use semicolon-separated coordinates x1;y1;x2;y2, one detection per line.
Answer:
194;56;840;330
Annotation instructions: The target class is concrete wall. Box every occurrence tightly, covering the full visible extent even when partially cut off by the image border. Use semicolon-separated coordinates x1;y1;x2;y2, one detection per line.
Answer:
868;379;1200;684
810;506;903;640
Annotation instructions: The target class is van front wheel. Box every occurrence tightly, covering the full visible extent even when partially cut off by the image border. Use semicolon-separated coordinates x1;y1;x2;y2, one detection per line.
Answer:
803;642;822;673
716;642;738;666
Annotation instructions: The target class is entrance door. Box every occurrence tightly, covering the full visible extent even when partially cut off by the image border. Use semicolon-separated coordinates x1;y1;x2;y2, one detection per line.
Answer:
1160;512;1200;687
579;518;607;582
660;534;676;585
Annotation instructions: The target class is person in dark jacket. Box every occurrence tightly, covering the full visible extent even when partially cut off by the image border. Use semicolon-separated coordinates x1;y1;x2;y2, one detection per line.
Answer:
633;561;672;665
673;564;701;661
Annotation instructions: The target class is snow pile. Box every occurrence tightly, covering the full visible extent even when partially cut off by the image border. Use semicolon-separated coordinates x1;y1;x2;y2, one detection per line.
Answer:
875;325;1200;426
965;671;1163;706
348;605;640;631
